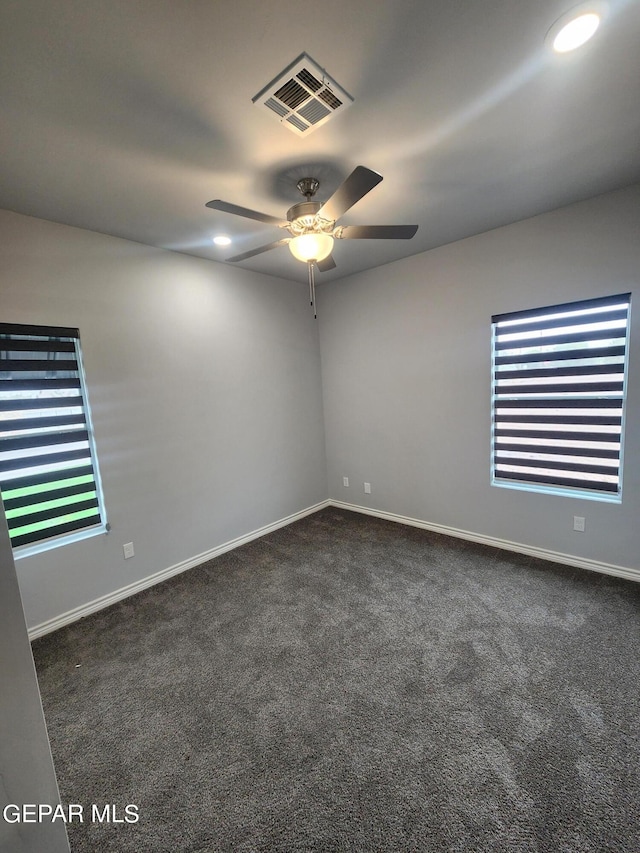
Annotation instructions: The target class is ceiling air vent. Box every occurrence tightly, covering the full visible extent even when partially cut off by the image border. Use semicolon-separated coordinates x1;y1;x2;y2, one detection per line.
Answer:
253;53;354;136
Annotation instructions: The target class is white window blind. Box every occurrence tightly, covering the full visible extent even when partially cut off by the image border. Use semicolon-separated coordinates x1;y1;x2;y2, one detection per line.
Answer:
0;323;106;550
491;293;631;500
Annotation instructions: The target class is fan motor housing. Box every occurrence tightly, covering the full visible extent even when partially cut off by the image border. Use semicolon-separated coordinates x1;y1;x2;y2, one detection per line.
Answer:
286;201;322;223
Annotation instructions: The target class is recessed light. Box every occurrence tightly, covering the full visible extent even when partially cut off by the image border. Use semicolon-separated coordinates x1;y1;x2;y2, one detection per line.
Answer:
547;4;606;53
553;12;600;51
213;235;231;246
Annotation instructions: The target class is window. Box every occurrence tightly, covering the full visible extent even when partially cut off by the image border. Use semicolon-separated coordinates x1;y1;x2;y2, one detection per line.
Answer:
491;293;631;502
0;323;107;553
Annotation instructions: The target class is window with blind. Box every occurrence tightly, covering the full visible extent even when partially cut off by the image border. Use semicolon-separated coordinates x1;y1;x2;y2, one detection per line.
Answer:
491;293;631;501
0;323;107;552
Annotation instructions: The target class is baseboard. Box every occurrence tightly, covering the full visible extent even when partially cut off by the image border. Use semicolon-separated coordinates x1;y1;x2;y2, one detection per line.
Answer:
28;500;331;641
29;496;637;640
329;500;640;585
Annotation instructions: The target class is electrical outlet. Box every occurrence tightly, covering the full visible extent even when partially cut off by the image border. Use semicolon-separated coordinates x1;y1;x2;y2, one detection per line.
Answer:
364;482;371;494
573;516;585;532
123;542;135;559
343;477;349;487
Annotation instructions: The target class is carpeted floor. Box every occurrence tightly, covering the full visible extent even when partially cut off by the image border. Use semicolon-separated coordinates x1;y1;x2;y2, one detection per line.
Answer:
32;507;640;852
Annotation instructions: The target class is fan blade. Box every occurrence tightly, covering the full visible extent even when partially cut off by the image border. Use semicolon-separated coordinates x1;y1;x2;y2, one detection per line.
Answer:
316;254;337;272
338;225;418;240
227;238;291;262
316;255;336;272
205;199;287;227
317;166;383;222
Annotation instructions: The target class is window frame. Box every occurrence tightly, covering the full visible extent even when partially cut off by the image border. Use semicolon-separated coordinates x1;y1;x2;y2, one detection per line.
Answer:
490;293;631;503
0;322;108;557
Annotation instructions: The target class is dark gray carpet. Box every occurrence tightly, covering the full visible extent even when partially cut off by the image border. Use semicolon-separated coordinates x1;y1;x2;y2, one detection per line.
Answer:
32;507;640;852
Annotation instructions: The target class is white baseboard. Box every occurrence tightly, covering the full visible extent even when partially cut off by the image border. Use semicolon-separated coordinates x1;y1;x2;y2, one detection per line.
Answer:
28;500;331;641
29;497;637;640
329;500;640;585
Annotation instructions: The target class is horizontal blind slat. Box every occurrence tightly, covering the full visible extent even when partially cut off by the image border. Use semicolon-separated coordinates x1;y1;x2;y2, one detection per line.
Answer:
495;363;624;380
494;469;618;492
0;464;95;493
494;381;624;395
0;323;79;338
9;514;102;548
0;339;76;353
0;359;78;373
0;414;86;433
494;414;622;426
0;395;84;413
495;441;620;459
7;498;99;529
494;456;617;476
494;344;626;365
0;447;92;474
494;428;620;443
494;306;628;337
0;430;89;453
3;481;97;511
0;378;82;391
494;326;625;351
492;293;630;324
495;397;623;409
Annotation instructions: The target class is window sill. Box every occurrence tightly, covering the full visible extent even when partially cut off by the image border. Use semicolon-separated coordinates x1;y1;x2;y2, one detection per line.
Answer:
13;523;109;560
491;477;621;504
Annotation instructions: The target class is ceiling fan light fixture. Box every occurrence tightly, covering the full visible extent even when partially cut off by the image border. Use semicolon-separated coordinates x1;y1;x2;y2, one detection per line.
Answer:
289;233;334;263
213;235;232;246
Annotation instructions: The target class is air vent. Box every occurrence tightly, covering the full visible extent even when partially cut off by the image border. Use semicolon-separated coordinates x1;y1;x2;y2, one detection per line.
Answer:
298;98;331;125
264;97;288;118
273;78;309;110
253;52;354;136
296;67;322;92
286;114;309;133
318;88;342;110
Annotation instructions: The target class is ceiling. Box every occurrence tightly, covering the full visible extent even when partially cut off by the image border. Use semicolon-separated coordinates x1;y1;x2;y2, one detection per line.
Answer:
1;0;639;284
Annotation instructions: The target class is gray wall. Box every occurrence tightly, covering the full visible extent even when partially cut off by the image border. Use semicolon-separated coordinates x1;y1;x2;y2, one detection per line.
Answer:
1;185;638;634
0;508;70;853
319;184;639;570
0;210;327;630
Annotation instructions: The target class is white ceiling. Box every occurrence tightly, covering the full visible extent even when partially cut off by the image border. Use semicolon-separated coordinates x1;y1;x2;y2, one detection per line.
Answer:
1;0;639;284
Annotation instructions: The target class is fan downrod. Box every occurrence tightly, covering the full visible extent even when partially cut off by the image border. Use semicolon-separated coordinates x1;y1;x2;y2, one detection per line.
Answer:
287;177;323;223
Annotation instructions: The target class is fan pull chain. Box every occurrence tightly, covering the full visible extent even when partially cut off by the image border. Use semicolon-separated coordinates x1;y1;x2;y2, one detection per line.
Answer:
308;261;317;319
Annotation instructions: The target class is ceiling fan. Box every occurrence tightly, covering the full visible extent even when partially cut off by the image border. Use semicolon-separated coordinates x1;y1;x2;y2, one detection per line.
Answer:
205;166;418;316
